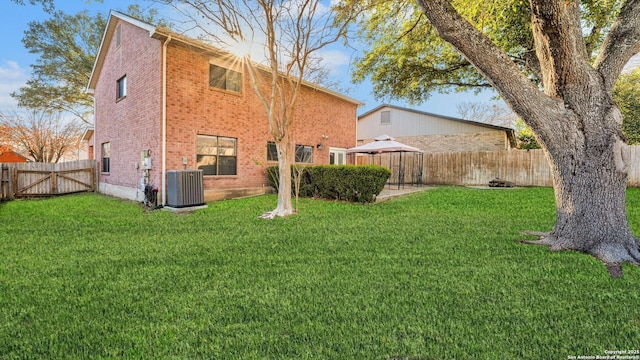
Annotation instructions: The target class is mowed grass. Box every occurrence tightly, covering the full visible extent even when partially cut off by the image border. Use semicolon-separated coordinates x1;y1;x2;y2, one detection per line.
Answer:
0;187;639;359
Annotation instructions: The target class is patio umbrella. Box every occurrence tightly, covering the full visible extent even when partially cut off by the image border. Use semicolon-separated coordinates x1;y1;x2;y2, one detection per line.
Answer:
346;134;423;154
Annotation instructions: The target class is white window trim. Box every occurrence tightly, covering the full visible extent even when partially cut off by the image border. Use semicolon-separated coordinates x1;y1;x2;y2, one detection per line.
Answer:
329;147;347;165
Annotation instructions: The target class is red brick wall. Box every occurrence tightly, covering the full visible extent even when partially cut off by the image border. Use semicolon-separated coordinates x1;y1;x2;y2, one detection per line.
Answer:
93;19;162;193
164;43;358;191
93;18;357;200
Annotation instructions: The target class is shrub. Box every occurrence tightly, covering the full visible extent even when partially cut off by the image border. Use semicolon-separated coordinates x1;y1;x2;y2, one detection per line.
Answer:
266;165;390;203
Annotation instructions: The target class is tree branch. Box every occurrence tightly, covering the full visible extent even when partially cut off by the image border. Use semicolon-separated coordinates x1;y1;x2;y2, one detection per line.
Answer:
594;0;640;92
414;0;558;133
529;0;591;98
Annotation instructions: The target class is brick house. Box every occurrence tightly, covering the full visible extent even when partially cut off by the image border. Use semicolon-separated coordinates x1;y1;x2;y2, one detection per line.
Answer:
357;104;515;153
0;149;29;163
87;11;359;204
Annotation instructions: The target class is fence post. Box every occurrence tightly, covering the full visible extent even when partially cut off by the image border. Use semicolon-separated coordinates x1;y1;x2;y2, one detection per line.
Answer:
50;171;58;194
0;164;8;200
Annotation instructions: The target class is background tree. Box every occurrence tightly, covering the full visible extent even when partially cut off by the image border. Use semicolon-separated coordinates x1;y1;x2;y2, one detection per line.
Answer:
0;110;84;163
339;0;640;277
12;5;168;125
0;115;11;154
10;0;54;12
12;11;105;124
161;0;353;218
613;68;640;145
455;101;516;128
514;118;541;150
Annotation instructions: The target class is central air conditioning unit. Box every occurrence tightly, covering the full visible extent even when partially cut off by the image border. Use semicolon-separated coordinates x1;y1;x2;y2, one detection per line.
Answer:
167;170;205;208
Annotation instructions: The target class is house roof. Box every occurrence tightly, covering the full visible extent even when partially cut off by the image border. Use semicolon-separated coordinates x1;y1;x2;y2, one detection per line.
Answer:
87;11;361;106
80;128;94;142
358;104;515;132
0;149;29;162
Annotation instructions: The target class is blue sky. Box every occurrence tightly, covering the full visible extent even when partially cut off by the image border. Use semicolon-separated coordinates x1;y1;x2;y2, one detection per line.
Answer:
0;0;502;118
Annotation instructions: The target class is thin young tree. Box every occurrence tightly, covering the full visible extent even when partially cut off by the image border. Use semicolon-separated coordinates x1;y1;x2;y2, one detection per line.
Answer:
161;0;353;218
340;0;640;277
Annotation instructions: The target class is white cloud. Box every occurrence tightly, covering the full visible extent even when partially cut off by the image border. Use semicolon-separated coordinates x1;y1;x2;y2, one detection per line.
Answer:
315;48;352;80
318;49;351;68
0;60;29;111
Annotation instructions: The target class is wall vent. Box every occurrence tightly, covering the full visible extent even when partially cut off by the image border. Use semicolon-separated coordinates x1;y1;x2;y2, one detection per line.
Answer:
167;170;205;208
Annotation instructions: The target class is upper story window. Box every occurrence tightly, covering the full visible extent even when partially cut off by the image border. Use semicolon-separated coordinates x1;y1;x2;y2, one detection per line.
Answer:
196;135;237;176
209;64;241;93
116;75;127;101
381;110;391;125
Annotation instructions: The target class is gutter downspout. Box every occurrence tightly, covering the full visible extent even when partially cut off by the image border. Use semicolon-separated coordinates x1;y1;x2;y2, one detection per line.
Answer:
162;35;172;206
88;92;97;190
92;97;96;161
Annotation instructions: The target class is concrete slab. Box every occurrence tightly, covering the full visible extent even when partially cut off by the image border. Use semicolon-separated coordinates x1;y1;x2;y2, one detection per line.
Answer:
375;186;432;202
163;204;208;213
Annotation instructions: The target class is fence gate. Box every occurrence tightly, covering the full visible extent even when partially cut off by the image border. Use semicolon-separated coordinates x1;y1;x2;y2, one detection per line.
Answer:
4;160;97;198
15;168;94;197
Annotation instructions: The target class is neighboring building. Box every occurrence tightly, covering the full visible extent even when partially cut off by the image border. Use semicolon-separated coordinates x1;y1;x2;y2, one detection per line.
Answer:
87;11;359;204
357;104;515;153
78;128;95;161
0;149;29;163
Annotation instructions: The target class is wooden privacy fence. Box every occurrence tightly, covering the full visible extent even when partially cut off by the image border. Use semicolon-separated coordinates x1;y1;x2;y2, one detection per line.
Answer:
419;145;640;187
423;149;553;186
0;160;97;200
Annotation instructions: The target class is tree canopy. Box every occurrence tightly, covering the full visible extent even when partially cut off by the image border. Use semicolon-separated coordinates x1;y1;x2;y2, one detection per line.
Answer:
10;0;55;12
339;0;640;276
12;10;105;124
11;5;169;125
613;68;640;145
344;0;627;104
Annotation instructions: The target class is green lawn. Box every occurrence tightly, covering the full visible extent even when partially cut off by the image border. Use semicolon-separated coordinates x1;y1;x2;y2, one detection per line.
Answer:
1;187;639;359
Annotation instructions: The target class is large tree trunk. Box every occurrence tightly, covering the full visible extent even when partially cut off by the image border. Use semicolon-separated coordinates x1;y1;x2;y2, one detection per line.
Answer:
521;84;640;277
414;0;640;277
529;126;640;277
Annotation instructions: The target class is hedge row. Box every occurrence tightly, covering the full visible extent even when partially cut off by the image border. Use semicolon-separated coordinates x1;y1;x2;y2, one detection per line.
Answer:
267;165;391;203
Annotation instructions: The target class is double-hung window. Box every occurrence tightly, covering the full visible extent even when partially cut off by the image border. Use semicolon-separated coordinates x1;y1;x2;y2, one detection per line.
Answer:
116;75;127;100
295;145;313;163
196;135;237;175
267;142;278;161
